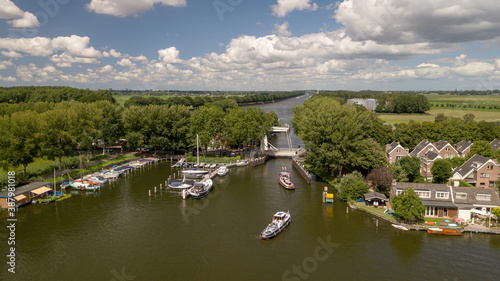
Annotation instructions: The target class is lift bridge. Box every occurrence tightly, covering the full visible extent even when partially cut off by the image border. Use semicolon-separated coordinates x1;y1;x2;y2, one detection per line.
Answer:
261;125;298;158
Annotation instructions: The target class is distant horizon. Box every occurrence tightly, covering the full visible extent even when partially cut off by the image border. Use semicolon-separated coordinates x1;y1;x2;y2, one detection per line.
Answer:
1;1;500;91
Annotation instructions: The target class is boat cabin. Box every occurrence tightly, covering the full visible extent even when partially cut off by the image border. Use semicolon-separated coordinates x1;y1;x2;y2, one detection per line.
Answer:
274;212;286;221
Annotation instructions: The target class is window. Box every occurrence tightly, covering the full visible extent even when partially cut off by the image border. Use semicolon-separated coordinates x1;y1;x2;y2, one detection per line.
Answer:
425;206;439;216
396;189;403;195
436;192;449;199
455;193;467;200
396;149;401;153
415;190;431;198
476;194;491;201
445;147;450;152
480;173;489;178
429;148;434;151
445;154;449;158
489;181;495;188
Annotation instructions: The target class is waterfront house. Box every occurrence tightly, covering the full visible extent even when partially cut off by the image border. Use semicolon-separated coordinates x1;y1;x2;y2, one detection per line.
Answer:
434;140;459;159
455;140;472;158
452;186;500;221
363;191;388;207
491;139;500;151
451;154;500;188
390;182;457;218
347;98;377;111
385;141;409;164
0;182;52;209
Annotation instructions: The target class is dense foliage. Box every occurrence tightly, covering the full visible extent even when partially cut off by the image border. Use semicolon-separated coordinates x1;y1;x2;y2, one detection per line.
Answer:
0;86;115;103
335;171;369;201
392;188;425;222
431;159;453;184
292;96;389;176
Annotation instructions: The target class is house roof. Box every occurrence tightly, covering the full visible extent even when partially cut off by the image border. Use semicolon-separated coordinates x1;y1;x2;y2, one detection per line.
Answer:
422;200;457;208
386;141;400;154
453;186;500;206
434;140;449;151
455;140;472;153
452;154;490;178
491;139;500;151
0;182;51;197
424;151;440;161
392;182;454;204
410;140;433;156
364;191;388;201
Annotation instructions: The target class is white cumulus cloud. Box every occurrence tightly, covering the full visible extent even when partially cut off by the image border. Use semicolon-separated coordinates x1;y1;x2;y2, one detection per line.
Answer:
274;22;292;37
271;0;318;18
335;0;500;44
0;0;23;19
158;47;181;63
87;0;187;17
7;11;40;28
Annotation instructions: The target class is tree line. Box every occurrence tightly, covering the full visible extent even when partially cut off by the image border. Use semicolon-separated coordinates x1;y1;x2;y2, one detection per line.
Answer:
0;100;279;183
123;91;305;108
0;86;115;104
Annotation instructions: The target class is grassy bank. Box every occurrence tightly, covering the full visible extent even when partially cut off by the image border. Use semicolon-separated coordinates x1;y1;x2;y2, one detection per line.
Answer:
185;155;241;164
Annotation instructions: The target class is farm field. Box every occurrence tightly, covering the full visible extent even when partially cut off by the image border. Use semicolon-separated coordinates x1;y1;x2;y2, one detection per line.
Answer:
425;94;500;108
379;108;500;125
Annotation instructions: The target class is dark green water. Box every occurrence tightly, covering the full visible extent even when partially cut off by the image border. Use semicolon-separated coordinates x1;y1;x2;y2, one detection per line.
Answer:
1;96;499;280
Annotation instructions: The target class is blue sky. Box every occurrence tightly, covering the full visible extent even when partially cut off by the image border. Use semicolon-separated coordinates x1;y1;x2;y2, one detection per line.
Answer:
1;0;500;91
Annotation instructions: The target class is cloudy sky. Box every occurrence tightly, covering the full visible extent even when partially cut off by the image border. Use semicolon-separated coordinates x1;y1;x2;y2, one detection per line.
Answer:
1;0;500;91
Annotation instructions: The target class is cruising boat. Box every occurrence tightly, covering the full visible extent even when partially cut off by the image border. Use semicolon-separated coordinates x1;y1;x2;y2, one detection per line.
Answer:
260;211;291;239
236;159;249;167
427;227;462;236
279;172;295;190
188;179;213;199
217;166;229;176
69;179;101;191
167;177;194;191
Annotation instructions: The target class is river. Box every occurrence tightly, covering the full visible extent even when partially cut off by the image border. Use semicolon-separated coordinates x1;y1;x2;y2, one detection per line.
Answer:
1;96;499;280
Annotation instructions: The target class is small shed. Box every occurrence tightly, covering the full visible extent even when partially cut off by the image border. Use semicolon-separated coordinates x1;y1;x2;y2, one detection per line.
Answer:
364;191;388;207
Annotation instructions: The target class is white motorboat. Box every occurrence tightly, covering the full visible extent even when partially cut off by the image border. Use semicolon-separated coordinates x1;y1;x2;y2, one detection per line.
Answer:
260;211;291;239
217;166;229;176
236;160;249;167
188;179;213;199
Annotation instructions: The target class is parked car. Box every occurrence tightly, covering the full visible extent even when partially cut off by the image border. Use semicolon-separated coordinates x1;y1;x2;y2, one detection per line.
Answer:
140;147;150;153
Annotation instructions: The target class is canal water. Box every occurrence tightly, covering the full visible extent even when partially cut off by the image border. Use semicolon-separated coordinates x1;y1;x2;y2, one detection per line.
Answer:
1;96;500;280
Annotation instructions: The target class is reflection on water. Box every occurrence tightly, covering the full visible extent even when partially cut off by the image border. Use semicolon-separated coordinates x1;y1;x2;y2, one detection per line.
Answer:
390;228;425;259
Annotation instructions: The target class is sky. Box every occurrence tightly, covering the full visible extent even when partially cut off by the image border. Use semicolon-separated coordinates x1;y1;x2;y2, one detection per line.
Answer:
1;0;500;91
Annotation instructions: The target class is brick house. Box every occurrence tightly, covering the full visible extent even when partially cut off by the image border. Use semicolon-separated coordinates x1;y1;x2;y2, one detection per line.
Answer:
420;151;442;181
385;141;409;164
455;140;472;158
451;154;500;188
390;182;458;218
434;140;459;159
409;140;437;158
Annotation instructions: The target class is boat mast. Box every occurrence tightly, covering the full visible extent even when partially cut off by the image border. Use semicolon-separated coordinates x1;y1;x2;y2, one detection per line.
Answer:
197;134;200;166
79;152;83;180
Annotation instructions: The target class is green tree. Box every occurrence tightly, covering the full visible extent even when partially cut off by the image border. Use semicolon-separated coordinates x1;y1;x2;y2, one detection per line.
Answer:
0;111;40;177
398;156;421;182
389;163;408;182
190;104;226;152
468;140;496;159
292;96;388;176
335;171;369;201
431;159;453;183
39;109;78;170
392;188;425;222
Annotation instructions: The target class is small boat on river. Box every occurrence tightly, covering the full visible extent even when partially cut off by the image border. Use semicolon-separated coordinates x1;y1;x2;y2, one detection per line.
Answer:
168;177;194;191
260;211;291;239
188;179;213;199
279;172;294;190
69;179;101;191
392;224;409;231
427;227;462;236
236;160;249;167
217;166;229;176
